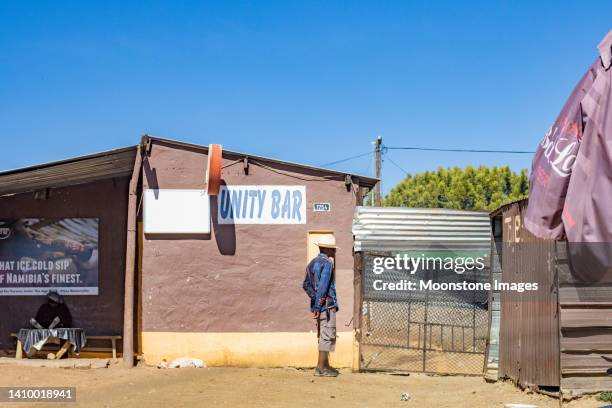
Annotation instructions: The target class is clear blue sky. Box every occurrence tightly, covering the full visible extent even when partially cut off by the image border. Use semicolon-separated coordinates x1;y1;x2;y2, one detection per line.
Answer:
1;1;610;194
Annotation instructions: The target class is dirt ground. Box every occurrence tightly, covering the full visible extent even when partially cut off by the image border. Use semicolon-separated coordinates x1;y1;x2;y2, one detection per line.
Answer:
0;363;604;408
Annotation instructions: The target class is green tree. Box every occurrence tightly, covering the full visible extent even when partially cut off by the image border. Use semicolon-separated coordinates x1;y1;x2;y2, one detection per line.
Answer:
384;166;528;211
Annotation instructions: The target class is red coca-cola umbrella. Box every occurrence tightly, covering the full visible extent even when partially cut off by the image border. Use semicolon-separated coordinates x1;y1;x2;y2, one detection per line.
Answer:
525;30;612;243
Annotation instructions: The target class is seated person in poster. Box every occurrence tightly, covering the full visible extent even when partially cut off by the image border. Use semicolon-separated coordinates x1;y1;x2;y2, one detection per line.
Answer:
32;291;73;329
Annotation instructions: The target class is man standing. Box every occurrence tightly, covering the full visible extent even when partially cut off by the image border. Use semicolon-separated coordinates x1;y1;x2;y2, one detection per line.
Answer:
303;235;339;377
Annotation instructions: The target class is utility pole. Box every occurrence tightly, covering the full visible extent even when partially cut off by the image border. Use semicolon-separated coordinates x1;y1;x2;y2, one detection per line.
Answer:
369;140;375;206
375;135;382;206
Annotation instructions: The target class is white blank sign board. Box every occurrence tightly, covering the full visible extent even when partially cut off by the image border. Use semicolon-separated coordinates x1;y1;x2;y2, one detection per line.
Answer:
144;189;211;234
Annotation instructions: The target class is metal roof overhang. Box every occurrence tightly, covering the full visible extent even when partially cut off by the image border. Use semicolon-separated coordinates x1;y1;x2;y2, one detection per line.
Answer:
0;146;138;197
489;197;529;218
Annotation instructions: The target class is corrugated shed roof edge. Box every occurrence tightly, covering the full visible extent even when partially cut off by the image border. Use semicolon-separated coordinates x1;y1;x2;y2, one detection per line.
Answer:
0;146;138;196
0;145;137;178
489;197;529;218
353;206;491;252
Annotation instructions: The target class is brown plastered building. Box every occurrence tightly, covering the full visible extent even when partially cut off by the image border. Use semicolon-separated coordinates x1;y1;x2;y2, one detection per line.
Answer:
139;137;376;367
0;136;377;368
0;147;136;355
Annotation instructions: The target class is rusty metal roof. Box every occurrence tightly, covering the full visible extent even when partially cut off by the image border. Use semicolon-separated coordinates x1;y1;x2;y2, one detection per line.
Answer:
489;197;528;217
0;146;137;196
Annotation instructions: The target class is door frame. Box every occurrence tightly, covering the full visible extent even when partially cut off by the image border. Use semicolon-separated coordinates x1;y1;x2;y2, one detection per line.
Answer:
306;230;335;262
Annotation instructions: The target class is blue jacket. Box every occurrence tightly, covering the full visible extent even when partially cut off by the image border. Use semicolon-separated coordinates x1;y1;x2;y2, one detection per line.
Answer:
303;253;338;312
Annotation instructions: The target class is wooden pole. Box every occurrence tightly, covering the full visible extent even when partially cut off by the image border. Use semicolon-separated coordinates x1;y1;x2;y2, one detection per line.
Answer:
123;142;143;367
352;251;363;372
375;136;382;206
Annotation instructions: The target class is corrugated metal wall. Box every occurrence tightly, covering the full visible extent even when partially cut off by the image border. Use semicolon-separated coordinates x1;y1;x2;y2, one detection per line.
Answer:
353;207;492;374
354;207;492;306
353;207;491;252
494;199;612;395
558;243;612;395
493;200;560;388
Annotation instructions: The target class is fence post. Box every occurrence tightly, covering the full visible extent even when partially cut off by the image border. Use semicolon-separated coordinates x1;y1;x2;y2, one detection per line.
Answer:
353;251;363;372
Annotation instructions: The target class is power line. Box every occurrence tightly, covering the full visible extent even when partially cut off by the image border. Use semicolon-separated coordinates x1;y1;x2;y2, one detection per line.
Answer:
317;143;534;176
386;146;535;154
385;153;409;175
319;151;372;167
251;159;342;182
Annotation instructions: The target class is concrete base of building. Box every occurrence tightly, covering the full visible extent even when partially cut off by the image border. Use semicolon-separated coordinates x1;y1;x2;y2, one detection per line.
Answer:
141;331;354;368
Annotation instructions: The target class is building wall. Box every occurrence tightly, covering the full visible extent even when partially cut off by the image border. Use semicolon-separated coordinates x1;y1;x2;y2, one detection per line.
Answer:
0;178;129;354
496;199;560;388
140;140;363;367
497;198;612;395
558;238;612;394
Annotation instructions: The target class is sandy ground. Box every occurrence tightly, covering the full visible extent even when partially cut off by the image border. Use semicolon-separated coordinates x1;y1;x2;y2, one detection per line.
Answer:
0;363;603;408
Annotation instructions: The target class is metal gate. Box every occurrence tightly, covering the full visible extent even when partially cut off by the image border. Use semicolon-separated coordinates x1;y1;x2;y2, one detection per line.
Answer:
353;208;492;375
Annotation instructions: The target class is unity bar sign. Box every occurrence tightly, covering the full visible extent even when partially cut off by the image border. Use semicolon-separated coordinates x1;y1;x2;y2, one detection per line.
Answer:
0;218;99;296
218;186;306;224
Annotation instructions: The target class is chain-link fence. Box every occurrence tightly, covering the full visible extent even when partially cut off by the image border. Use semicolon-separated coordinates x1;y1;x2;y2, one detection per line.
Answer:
360;251;490;375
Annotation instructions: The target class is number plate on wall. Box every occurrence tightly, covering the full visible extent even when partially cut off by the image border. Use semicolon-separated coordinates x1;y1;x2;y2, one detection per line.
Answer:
313;203;331;212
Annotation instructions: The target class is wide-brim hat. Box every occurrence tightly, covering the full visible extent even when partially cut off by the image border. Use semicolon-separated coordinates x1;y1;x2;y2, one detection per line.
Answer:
316;235;339;249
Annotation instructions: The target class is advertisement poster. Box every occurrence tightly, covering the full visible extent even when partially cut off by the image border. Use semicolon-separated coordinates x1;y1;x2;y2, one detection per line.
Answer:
0;218;99;295
218;186;306;224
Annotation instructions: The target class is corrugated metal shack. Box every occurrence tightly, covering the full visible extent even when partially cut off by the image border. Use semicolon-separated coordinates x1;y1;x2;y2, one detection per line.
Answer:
353;207;492;374
491;198;612;397
490;199;559;391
